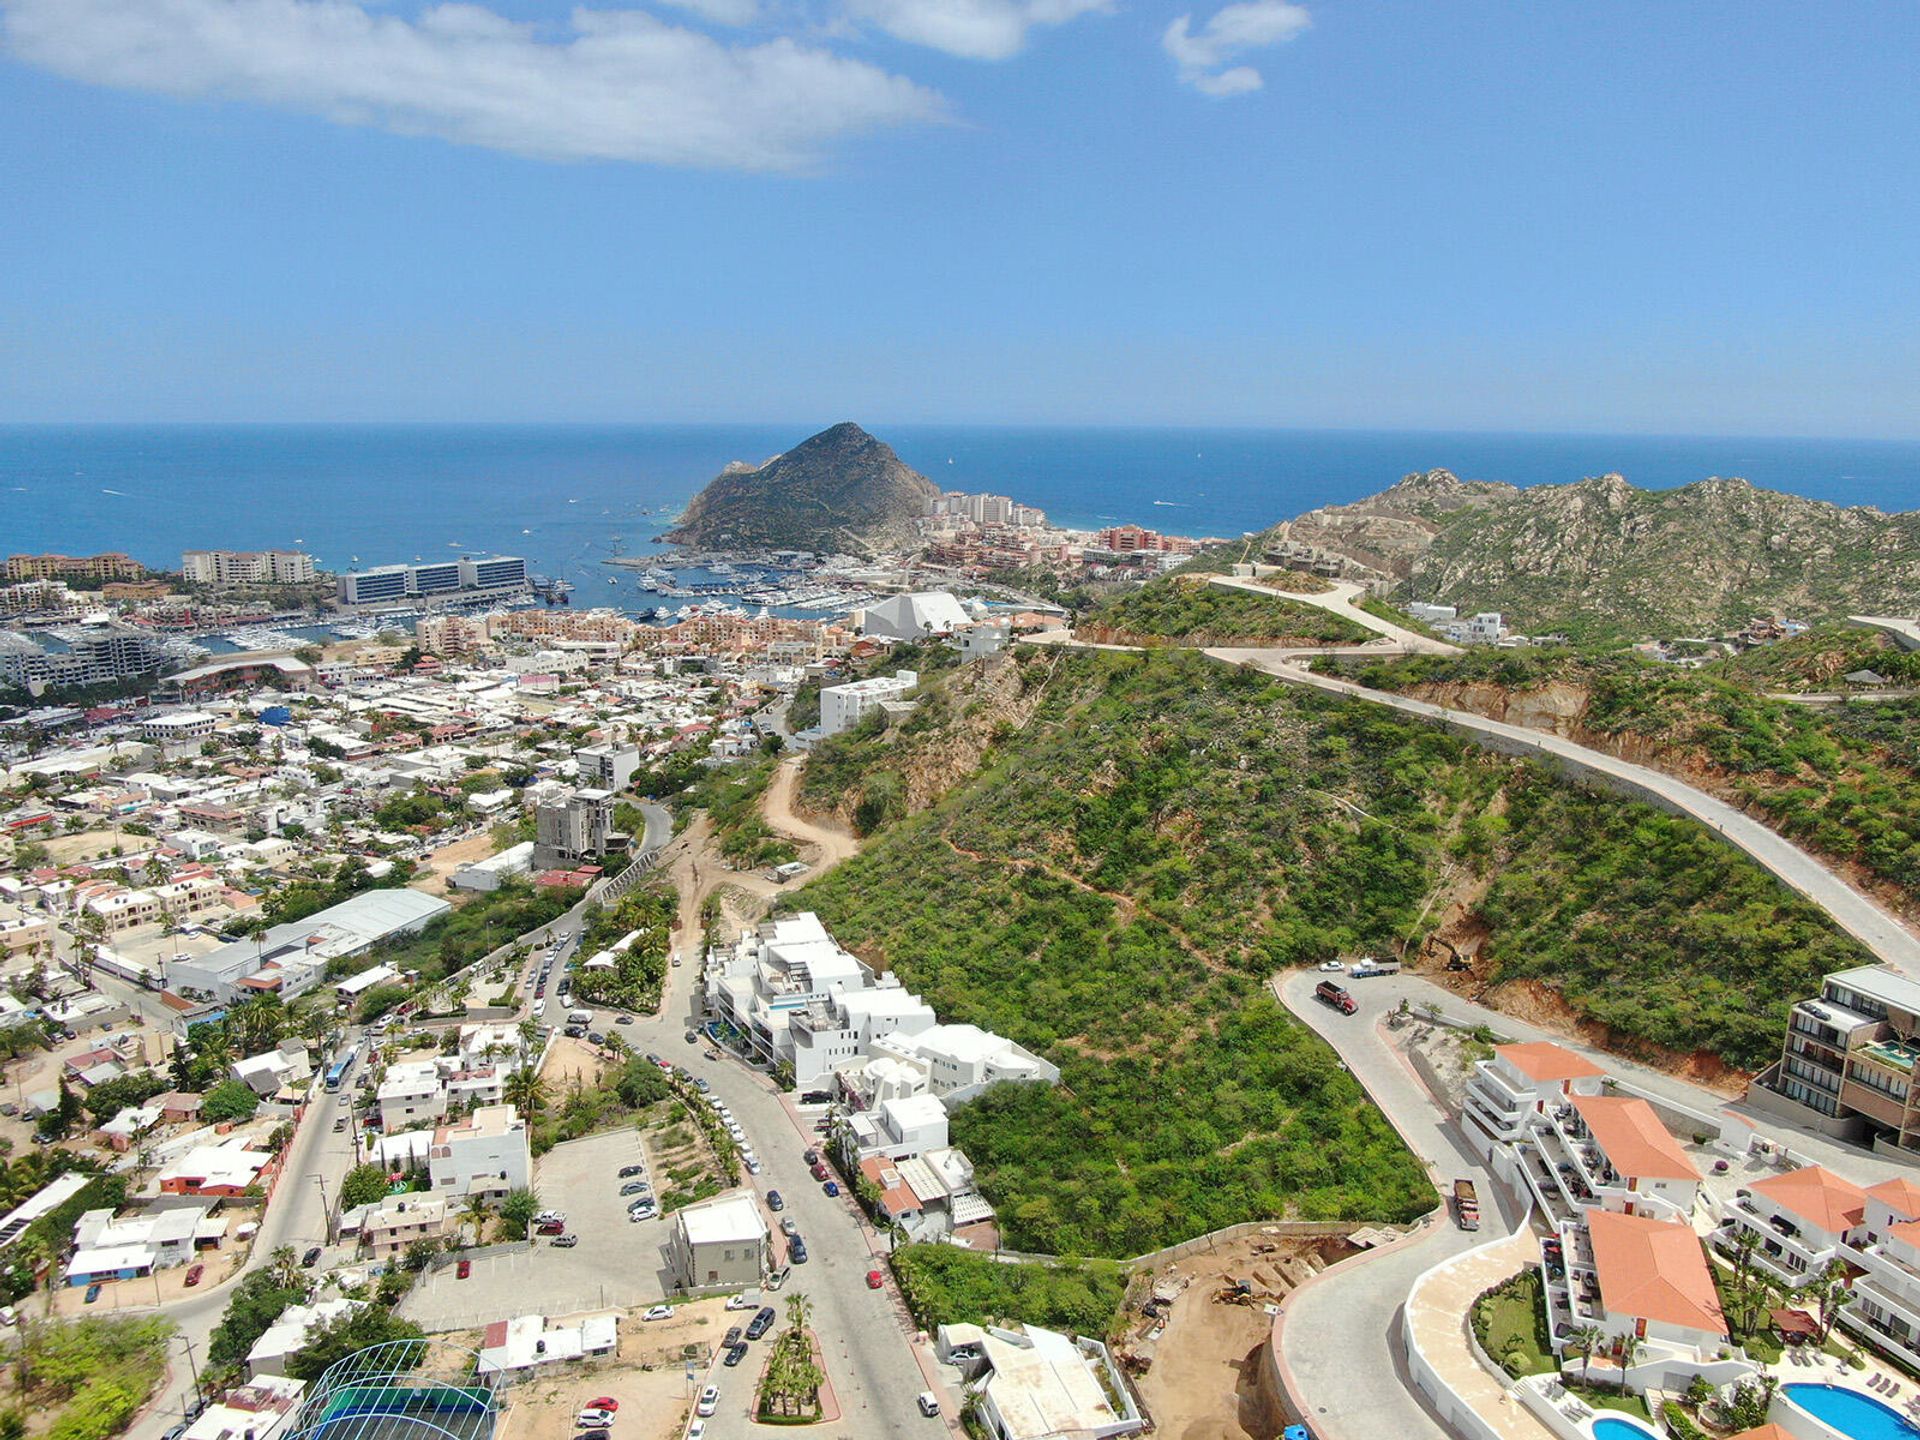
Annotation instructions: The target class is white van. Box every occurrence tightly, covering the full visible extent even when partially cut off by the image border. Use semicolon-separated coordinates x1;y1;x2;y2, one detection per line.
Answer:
916;1392;940;1417
568;1009;593;1026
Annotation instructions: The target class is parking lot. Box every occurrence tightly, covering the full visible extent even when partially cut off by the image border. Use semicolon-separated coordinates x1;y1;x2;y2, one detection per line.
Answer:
398;1130;677;1331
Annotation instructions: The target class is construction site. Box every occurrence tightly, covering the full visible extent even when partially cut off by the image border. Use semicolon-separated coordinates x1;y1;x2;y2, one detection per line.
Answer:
1112;1223;1411;1440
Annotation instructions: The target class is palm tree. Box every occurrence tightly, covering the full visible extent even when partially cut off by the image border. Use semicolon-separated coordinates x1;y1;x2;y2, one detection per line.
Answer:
503;1065;548;1121
1727;1224;1760;1289
1813;1260;1854;1344
268;1245;301;1288
1567;1324;1604;1382
784;1291;813;1335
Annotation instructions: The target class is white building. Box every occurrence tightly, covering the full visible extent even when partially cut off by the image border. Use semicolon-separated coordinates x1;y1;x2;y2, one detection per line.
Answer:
668;1189;768;1293
819;670;919;738
859;592;972;642
706;913;1057;1101
1463;1040;1607;1146
377;1060;449;1130
140;711;219;744
247;1299;361;1379
476;1313;618;1377
179;1375;306;1440
958;1324;1145;1440
575;742;640;792
428;1104;530;1202
171;888;450;1003
1716;1163;1868;1287
1578;1208;1729;1369
450;841;535;893
69;1206;221;1279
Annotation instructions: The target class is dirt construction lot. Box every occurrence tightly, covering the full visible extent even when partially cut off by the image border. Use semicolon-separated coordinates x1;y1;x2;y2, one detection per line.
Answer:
415;832;502;898
1127;1232;1361;1440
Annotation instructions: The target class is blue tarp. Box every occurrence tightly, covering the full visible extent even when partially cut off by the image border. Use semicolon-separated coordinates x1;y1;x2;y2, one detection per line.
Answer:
258;706;293;727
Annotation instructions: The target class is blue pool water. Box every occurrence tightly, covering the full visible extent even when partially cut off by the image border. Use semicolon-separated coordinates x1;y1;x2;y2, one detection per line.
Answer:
1784;1383;1920;1438
1590;1418;1661;1440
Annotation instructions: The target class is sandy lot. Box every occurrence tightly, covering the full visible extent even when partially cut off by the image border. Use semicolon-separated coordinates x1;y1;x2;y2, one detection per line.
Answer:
541;1036;613;1089
1127;1233;1360;1440
495;1300;740;1440
415;832;503;898
34;829;142;866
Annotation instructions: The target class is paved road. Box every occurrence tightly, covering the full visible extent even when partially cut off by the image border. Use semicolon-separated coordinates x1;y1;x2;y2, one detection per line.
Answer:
1206;574;1461;655
1210;649;1920;979
1271;971;1505;1440
127;1078;351;1440
608;936;950;1438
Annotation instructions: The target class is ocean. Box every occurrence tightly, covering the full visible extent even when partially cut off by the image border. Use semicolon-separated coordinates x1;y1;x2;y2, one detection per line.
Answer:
2;425;1915;605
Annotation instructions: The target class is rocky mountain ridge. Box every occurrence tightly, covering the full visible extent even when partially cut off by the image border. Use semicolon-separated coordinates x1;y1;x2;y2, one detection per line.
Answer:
664;422;938;555
1277;469;1919;641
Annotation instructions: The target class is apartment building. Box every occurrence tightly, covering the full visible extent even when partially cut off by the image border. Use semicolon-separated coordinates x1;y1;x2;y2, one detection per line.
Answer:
533;788;622;870
819;669;919;737
5;553;142;580
1463;1041;1608;1146
1578;1208;1729;1365
377;1060;450;1130
1716;1164;1868;1287
363;1194;449;1259
1757;965;1920;1152
182;550;316;585
428;1104;530;1201
668;1190;768;1292
337;556;528;607
576;742;640;791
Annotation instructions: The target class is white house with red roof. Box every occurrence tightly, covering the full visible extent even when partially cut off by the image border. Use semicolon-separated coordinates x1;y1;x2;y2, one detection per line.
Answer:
1577;1208;1730;1365
1717;1163;1867;1286
1463;1040;1606;1147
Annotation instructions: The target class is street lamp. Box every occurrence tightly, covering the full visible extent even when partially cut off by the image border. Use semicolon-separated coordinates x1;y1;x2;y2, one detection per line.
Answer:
177;1333;205;1412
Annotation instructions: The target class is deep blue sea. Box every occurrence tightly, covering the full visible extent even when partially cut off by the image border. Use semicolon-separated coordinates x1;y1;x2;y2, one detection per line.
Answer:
1;425;1915;604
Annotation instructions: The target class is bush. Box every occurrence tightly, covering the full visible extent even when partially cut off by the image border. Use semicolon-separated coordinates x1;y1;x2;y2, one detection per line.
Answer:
891;1246;1126;1338
201;1080;260;1124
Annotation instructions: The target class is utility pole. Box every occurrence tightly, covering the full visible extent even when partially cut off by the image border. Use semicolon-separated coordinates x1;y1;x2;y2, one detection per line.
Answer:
311;1172;335;1244
178;1333;205;1411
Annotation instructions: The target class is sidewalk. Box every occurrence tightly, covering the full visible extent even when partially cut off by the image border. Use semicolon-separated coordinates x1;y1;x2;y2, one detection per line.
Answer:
1403;1229;1558;1440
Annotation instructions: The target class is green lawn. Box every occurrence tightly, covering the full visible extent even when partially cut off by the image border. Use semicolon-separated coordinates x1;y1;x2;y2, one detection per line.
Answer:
1472;1271;1556;1378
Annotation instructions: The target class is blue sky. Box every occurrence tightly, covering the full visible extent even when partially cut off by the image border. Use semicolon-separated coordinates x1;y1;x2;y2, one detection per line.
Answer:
1;1;1916;434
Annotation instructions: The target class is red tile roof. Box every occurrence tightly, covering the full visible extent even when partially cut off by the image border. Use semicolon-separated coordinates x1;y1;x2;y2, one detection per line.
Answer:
1750;1165;1868;1236
1587;1208;1727;1338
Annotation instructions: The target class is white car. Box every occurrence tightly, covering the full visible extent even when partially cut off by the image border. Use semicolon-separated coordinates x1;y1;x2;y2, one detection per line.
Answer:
1317;960;1344;972
687;1423;705;1440
744;1158;762;1175
576;1410;615;1428
535;1210;566;1225
696;1386;719;1417
643;1304;674;1322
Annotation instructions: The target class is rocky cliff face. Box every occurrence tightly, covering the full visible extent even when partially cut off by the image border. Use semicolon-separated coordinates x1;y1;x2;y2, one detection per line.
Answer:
1283;470;1920;640
665;422;939;555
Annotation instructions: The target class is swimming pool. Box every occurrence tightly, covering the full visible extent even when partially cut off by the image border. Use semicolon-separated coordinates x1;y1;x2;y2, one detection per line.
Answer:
1783;1383;1920;1439
1590;1417;1661;1440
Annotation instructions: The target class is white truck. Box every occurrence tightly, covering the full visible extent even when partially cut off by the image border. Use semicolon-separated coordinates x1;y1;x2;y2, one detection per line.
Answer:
1349;958;1402;978
567;1008;593;1027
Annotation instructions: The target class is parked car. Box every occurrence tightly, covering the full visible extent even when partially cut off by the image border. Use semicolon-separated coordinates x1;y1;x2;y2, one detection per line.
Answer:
628;1208;657;1223
866;1270;885;1289
302;1246;322;1267
823;1180;840;1198
457;1259;472;1279
84;1283;102;1304
687;1422;704;1440
644;1052;660;1065
803;1148;820;1166
586;1399;618;1413
745;1306;776;1340
537;1220;566;1235
616;1015;634;1025
744;1158;762;1176
333;1117;346;1132
1317;959;1345;972
642;1304;673;1322
618;1164;645;1178
576;1431;609;1440
535;1210;566;1225
551;1234;579;1248
788;1243;808;1265
917;1392;941;1418
723;1342;748;1367
780;1218;799;1237
694;1078;710;1092
723;1326;743;1347
767;1190;784;1212
620;1182;650;1197
809;1162;828;1181
726;1294;754;1311
684;1029;698;1043
185;1264;205;1287
587;1032;604;1046
575;1410;614;1428
696;1386;719;1418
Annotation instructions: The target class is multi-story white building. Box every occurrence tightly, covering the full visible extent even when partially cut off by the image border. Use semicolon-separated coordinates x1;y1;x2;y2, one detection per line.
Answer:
1716;1163;1868;1287
705;912;1059;1099
377;1060;449;1130
576;742;640;791
140;711;219;744
1557;1094;1703;1223
428;1104;530;1202
362;1194;449;1259
1576;1208;1729;1369
668;1189;768;1293
182;550;316;585
1463;1041;1608;1146
819;670;918;737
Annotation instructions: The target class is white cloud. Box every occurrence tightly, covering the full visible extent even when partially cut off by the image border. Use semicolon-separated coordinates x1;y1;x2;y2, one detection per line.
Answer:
1163;0;1307;96
0;0;948;171
848;0;1109;61
654;0;764;27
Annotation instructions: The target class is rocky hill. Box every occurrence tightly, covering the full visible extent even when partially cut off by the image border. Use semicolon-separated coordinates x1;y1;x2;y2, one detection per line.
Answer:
1276;470;1920;641
664;422;939;555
